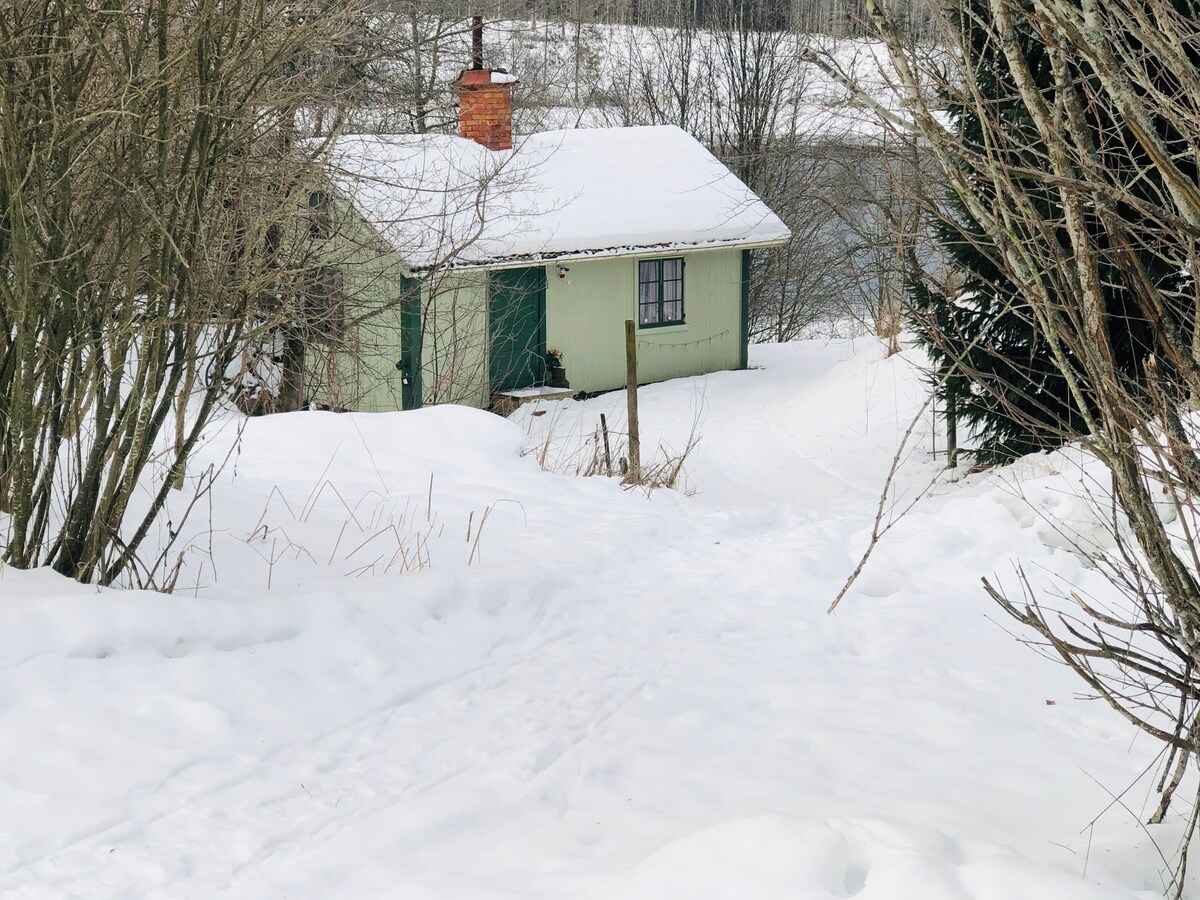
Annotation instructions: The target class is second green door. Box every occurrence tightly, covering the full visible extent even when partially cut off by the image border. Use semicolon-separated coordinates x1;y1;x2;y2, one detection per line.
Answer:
489;267;546;393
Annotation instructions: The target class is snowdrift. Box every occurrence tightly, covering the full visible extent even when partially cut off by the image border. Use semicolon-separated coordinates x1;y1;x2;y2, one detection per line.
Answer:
0;339;1181;898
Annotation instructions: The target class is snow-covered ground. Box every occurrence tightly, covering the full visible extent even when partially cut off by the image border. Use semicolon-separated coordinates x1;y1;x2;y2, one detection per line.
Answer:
0;339;1187;898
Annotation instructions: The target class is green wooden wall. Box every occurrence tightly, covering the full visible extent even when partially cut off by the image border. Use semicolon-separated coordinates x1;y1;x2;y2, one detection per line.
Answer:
305;198;490;412
314;204;746;411
543;248;744;395
302;196;409;412
418;272;490;409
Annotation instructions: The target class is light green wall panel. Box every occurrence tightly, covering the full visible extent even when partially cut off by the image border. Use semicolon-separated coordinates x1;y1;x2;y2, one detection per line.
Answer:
304;196;410;412
313;196;744;411
311;204;490;412
419;271;490;409
352;297;408;412
544;248;742;394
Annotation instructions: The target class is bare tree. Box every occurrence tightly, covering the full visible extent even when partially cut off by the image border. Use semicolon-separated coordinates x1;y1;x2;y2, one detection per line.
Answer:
745;139;854;342
811;0;1200;889
0;0;373;584
828;137;943;352
609;2;868;344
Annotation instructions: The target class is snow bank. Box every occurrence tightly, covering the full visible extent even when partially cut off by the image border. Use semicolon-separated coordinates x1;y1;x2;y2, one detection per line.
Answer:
0;338;1182;897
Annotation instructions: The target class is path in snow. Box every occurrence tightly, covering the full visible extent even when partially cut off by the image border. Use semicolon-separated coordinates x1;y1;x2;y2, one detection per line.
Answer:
0;339;1179;898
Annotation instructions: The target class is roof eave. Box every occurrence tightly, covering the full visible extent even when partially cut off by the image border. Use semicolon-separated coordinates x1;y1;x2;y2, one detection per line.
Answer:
406;233;793;276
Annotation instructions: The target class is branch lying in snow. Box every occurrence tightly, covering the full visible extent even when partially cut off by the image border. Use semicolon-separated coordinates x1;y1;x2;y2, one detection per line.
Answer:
829;390;938;614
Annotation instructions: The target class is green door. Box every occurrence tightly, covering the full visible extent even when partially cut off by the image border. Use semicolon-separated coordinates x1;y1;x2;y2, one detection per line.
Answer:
489;267;546;392
398;276;423;410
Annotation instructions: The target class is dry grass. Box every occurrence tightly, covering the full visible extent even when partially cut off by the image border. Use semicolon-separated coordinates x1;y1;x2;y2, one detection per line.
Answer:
523;403;702;494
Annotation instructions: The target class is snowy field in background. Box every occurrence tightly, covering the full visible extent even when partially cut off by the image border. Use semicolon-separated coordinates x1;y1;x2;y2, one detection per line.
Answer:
0;339;1188;898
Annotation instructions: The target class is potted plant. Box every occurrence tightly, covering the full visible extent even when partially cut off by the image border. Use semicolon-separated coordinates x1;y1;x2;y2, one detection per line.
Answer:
545;348;569;389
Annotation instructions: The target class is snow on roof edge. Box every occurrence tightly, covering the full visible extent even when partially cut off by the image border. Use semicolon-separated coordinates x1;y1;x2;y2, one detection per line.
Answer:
407;233;792;275
324;126;792;271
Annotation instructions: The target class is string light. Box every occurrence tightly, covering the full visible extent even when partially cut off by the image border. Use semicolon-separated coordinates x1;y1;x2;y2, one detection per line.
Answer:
636;329;731;349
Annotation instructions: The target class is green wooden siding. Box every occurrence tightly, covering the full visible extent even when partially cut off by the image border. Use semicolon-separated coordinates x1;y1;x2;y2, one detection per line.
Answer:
307;199;491;412
314;195;746;411
305;196;410;412
418;272;490;409
544;248;743;394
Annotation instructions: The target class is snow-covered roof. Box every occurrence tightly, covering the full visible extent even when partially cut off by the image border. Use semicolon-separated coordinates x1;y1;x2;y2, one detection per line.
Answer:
323;125;791;272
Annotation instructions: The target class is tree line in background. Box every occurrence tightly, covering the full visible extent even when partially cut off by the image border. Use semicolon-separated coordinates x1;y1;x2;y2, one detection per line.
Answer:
507;0;936;38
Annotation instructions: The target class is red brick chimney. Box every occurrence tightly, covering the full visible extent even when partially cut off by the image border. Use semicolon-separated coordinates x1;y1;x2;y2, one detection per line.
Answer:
455;68;517;151
455;17;516;151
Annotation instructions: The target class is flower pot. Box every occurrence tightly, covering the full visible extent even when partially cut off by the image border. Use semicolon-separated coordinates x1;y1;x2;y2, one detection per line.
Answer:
547;365;570;389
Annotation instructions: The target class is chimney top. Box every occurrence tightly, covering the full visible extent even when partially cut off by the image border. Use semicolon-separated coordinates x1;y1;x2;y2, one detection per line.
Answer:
455;16;515;151
455;68;518;151
470;15;483;70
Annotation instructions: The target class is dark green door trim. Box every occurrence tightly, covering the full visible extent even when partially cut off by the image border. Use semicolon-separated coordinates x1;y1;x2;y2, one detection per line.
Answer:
739;249;751;370
489;266;547;393
399;275;423;409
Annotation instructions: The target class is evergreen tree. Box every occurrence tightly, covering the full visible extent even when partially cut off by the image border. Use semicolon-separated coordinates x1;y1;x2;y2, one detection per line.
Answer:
909;0;1193;465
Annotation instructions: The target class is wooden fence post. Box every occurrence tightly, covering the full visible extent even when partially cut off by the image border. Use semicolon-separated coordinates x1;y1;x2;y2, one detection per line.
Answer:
600;413;613;477
624;319;641;482
946;390;959;470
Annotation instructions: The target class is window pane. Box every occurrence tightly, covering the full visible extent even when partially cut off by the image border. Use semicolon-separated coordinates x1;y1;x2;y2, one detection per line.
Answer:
637;258;686;328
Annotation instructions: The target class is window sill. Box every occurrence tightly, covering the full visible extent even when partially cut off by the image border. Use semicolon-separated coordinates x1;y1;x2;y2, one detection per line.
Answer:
638;322;688;333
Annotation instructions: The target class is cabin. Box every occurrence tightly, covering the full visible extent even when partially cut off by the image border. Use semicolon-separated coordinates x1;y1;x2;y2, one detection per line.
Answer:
299;63;790;413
